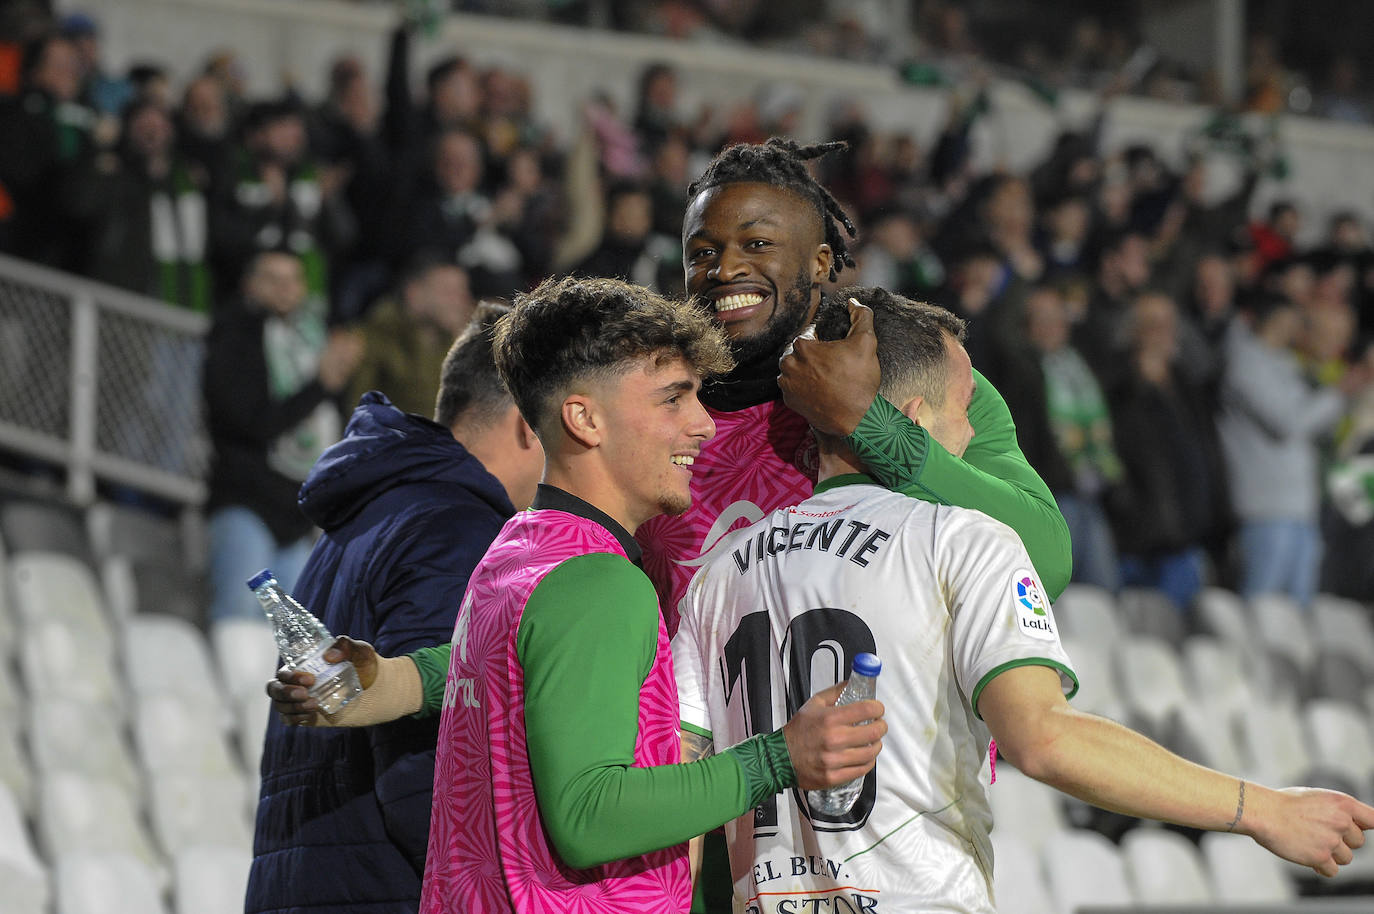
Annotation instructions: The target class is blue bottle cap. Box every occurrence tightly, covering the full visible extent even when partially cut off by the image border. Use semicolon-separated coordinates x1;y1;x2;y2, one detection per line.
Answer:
246;568;276;590
852;653;881;677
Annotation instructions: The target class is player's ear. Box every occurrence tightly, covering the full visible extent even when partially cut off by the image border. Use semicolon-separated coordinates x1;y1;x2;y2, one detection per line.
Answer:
898;394;927;428
812;243;833;285
560;394;602;448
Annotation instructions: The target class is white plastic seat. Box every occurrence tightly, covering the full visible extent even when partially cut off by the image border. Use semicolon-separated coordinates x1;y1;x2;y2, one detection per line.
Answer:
1121;827;1213;903
147;773;252;857
8;551;111;642
1052;584;1124;650
1058;636;1126;722
1181;635;1254;717
0;782;48;914
1234;699;1312;786
1193;587;1251;643
53;851;168;914
1250;593;1317;674
1303;699;1374;789
18;618;123;714
1311;593;1374;674
236;690;269;775
1114;634;1189;742
0;725;33;818
122;613;223;716
1173;699;1251;775
1199;831;1296;902
37;772;161;874
172;845;252;914
28;698;140;800
1041;828;1135;911
989;830;1054;914
0;543;14;662
133;694;239;779
987;765;1067;857
1118;587;1187;644
210;616;279;704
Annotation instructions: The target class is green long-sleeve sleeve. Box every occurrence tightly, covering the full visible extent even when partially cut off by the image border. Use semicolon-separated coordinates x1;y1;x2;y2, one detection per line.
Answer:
411;643;451;717
846;368;1072;599
517;552;794;869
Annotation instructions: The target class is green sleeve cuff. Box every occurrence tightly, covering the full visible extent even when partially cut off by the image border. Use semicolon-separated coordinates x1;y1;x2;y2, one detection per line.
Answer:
411;643;453;719
724;729;797;809
845;395;933;497
970;658;1079;720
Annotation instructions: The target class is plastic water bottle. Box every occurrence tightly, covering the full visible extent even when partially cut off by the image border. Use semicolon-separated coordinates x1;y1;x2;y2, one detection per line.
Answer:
246;569;361;715
808;652;881;815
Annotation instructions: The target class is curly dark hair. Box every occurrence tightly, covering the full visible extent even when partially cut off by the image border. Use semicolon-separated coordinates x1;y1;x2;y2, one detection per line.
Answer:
493;276;733;432
687;138;858;281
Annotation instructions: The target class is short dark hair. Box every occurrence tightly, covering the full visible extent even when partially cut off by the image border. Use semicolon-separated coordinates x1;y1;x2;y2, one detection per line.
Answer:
434;302;514;430
687;138;857;281
493;276;733;433
816;287;967;408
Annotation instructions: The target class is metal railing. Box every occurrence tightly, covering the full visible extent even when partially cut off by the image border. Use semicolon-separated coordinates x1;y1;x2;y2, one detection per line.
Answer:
0;253;209;508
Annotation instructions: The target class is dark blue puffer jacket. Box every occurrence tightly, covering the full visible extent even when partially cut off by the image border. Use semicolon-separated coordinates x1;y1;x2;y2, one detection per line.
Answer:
245;392;515;914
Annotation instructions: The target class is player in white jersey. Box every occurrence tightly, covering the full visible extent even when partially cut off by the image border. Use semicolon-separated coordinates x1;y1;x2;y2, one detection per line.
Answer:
674;287;1374;914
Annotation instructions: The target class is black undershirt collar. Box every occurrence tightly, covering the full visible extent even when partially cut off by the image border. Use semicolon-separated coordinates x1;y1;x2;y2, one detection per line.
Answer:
531;483;644;567
700;293;827;413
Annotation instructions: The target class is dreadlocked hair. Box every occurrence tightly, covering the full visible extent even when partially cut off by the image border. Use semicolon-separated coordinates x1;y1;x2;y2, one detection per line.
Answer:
688;138;858;281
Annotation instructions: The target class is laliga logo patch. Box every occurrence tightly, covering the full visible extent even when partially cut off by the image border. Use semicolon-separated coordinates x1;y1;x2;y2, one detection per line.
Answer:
1013;569;1056;640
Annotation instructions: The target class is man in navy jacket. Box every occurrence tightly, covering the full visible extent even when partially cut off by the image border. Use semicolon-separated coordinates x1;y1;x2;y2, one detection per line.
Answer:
246;303;545;914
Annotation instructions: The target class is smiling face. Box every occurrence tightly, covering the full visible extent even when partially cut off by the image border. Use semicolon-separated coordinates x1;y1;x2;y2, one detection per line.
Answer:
588;353;716;529
682;182;832;367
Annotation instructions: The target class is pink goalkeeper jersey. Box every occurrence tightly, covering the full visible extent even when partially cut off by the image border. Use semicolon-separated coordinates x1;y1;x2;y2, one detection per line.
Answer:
639;400;817;631
420;510;688;914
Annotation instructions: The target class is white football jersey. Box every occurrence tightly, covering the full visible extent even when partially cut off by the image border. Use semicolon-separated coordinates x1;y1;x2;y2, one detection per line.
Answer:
673;477;1077;914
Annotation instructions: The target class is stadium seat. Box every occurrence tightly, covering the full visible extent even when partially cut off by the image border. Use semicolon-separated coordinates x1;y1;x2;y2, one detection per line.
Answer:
1173;700;1251;775
1114;634;1189;744
0;500;95;569
1181;635;1254;718
121;613;224;720
235;690;269;776
1059;635;1127;722
1311;593;1374;675
132;693;239;780
1121;827;1213;903
86;501;185;569
1250;594;1317;698
210;616;279;705
987;764;1068;857
1041;828;1135;911
1117;586;1189;645
1193;587;1250;642
37;772;162;875
1199;831;1296;902
8;551;112;643
172;845;252;914
18;617;124;715
1234;700;1312;786
989;830;1054;914
1309;648;1369;705
27;697;141;802
0;724;32;818
1302;699;1374;791
1052;584;1124;651
53;851;168;914
147;772;252;857
0;782;48;914
0;543;14;661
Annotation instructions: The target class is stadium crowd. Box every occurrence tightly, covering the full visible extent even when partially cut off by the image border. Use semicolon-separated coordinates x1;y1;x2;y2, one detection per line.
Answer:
1;0;1373;615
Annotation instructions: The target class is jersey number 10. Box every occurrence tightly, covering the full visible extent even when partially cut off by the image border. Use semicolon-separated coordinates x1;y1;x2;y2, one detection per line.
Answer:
722;608;878;834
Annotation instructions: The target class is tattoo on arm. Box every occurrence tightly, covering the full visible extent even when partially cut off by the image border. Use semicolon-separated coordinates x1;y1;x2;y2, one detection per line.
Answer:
1225;780;1246;832
681;730;715;763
